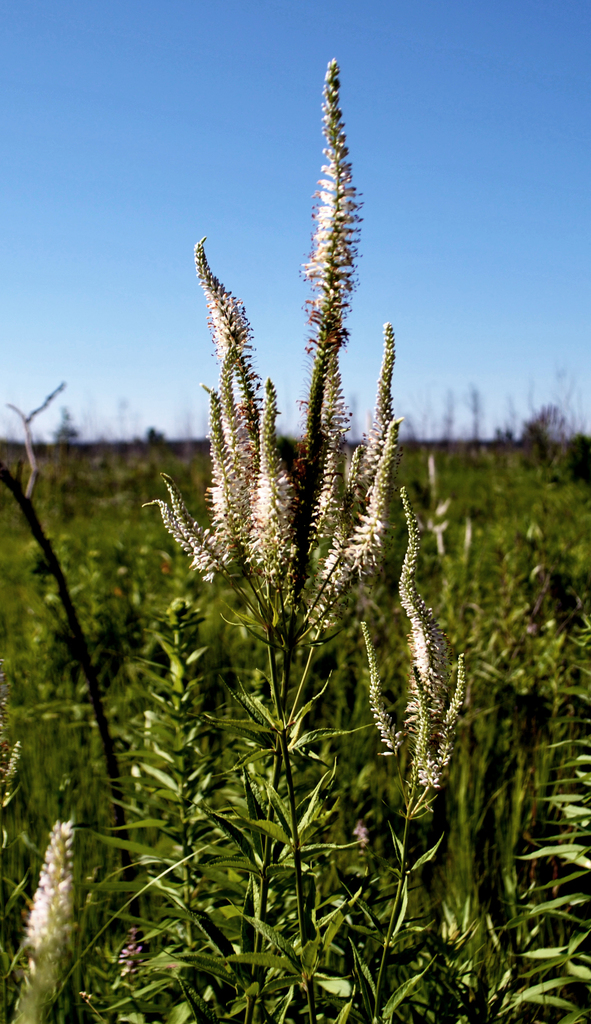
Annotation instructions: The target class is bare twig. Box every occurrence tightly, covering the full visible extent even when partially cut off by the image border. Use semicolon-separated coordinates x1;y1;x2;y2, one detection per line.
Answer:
6;382;66;499
0;460;134;880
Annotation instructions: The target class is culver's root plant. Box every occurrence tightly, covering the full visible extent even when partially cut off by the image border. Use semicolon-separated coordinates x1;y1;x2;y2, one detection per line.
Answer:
139;60;466;1023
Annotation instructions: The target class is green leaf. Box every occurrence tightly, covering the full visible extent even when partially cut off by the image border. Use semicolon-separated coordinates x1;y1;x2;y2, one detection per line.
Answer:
381;958;433;1018
4;872;29;916
89;831;161;859
109;818;167;830
333;1001;353;1023
291;679;330;729
189;909;235;958
259;779;291;837
242;876;256;954
236;680;281;728
176;976;218;1024
392;879;409;942
291;726;367;751
356;896;384;936
242;916;300;970
203;807;255;861
167;951;235;982
320;889;362;953
227;952;298;972
520;844;591;861
413;834;444;871
301;842;356;856
316;975;353;998
186;646;208;665
511;977;580;1007
528;894;591;916
298;766;335;839
233;812;291;848
556;1011;589;1024
350;942;376;1021
139;762;181;794
242;772;264;859
203;716;273;746
167;1003;192;1024
569;929;591;956
243;771;265;818
387;823;404;867
263;986;294;1024
301;938;321;975
260;976;302;996
200;855;259;873
232;748;274;771
524;946;568;959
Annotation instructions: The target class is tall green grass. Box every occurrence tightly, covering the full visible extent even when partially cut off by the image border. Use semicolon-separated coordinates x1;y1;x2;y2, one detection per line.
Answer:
0;440;589;1020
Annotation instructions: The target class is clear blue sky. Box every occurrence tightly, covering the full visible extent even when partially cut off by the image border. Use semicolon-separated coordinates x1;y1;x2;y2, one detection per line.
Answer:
2;0;589;441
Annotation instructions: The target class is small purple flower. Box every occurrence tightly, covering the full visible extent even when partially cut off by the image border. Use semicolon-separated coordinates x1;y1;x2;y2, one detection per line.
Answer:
353;819;370;851
119;927;144;977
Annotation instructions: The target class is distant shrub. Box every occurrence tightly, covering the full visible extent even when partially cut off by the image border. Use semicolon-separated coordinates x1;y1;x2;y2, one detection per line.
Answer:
567;433;591;482
522;404;567;463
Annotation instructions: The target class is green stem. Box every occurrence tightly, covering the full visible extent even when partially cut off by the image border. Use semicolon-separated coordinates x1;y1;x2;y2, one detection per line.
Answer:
244;643;289;1024
244;748;282;1024
279;727;317;1024
374;799;414;1019
290;646;315;720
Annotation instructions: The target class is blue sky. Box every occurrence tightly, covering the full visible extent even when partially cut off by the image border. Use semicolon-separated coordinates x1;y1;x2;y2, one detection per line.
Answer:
1;0;589;441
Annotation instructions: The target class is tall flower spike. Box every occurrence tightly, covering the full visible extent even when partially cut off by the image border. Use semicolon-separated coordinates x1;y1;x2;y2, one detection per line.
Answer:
359;324;396;487
362;623;400;755
19;821;74;1024
309;414;401;629
144;474;226;582
314;347;351;540
207;387;255;563
217;347;255;548
303;58;361;349
309;325;398;624
195;238;261;464
292;59;362;593
350;416;402;578
398;487;465;789
252;379;295;582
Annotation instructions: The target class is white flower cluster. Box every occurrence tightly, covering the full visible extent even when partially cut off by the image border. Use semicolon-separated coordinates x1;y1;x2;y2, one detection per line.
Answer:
26;820;74;965
361;622;401;756
398;488;466;789
19;820;74;1023
302;58;361;349
362;489;466;792
0;664;20;801
150;61;402;634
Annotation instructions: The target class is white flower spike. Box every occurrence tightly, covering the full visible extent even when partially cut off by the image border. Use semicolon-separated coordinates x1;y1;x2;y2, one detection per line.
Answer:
19;820;74;1023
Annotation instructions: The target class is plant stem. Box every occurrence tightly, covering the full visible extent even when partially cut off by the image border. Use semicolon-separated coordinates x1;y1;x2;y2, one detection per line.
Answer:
246;639;317;1024
373;800;414;1019
290;646;315;720
0;462;134;881
279;729;317;1024
244;644;289;1024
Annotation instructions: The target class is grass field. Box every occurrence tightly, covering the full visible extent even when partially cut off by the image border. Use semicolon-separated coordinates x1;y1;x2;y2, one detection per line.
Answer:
1;438;590;1023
